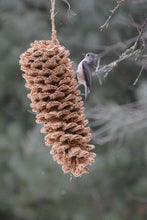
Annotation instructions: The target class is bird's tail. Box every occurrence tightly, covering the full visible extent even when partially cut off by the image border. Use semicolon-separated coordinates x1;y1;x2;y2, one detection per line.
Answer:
84;85;88;101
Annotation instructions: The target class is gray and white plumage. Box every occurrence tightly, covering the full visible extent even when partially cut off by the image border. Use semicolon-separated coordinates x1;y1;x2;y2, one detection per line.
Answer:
77;52;98;101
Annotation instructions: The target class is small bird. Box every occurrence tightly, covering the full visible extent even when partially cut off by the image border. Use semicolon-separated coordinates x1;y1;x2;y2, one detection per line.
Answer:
77;52;98;101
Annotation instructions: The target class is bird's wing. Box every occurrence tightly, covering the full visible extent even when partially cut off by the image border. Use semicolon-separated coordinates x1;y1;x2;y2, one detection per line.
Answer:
82;61;92;90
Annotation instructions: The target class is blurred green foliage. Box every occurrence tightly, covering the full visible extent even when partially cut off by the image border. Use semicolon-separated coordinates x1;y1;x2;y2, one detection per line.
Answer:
0;0;147;219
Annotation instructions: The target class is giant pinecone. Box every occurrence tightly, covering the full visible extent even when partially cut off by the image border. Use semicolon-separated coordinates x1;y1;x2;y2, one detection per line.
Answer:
19;40;96;177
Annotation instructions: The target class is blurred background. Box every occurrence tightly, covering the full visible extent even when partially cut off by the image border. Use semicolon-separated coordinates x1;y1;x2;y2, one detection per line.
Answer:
0;0;147;219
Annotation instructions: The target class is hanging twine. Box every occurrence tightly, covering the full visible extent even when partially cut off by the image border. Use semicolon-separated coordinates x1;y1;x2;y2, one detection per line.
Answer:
51;0;59;44
19;0;96;177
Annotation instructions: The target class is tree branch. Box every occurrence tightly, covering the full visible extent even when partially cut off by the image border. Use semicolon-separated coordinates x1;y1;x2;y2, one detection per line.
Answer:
95;18;147;78
99;0;126;31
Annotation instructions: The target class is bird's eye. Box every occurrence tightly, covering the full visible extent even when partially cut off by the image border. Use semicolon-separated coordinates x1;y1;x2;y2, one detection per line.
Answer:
87;54;89;56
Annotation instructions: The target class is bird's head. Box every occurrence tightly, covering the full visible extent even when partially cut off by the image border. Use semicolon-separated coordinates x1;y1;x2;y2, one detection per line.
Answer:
83;52;98;64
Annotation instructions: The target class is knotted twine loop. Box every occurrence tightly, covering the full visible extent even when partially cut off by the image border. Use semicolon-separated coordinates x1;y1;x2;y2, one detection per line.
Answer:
51;0;59;44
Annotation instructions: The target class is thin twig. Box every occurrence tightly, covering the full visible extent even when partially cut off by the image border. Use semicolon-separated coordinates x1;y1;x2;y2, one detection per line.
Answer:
133;66;144;86
99;0;126;31
132;17;147;50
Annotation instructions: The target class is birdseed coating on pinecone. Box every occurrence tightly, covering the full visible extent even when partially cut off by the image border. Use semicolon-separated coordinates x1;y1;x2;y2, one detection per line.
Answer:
19;40;96;177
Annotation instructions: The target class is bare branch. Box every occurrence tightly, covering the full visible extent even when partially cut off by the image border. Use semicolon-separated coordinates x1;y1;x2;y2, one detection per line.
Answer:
132;17;147;50
96;47;140;78
96;18;147;78
99;0;126;32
